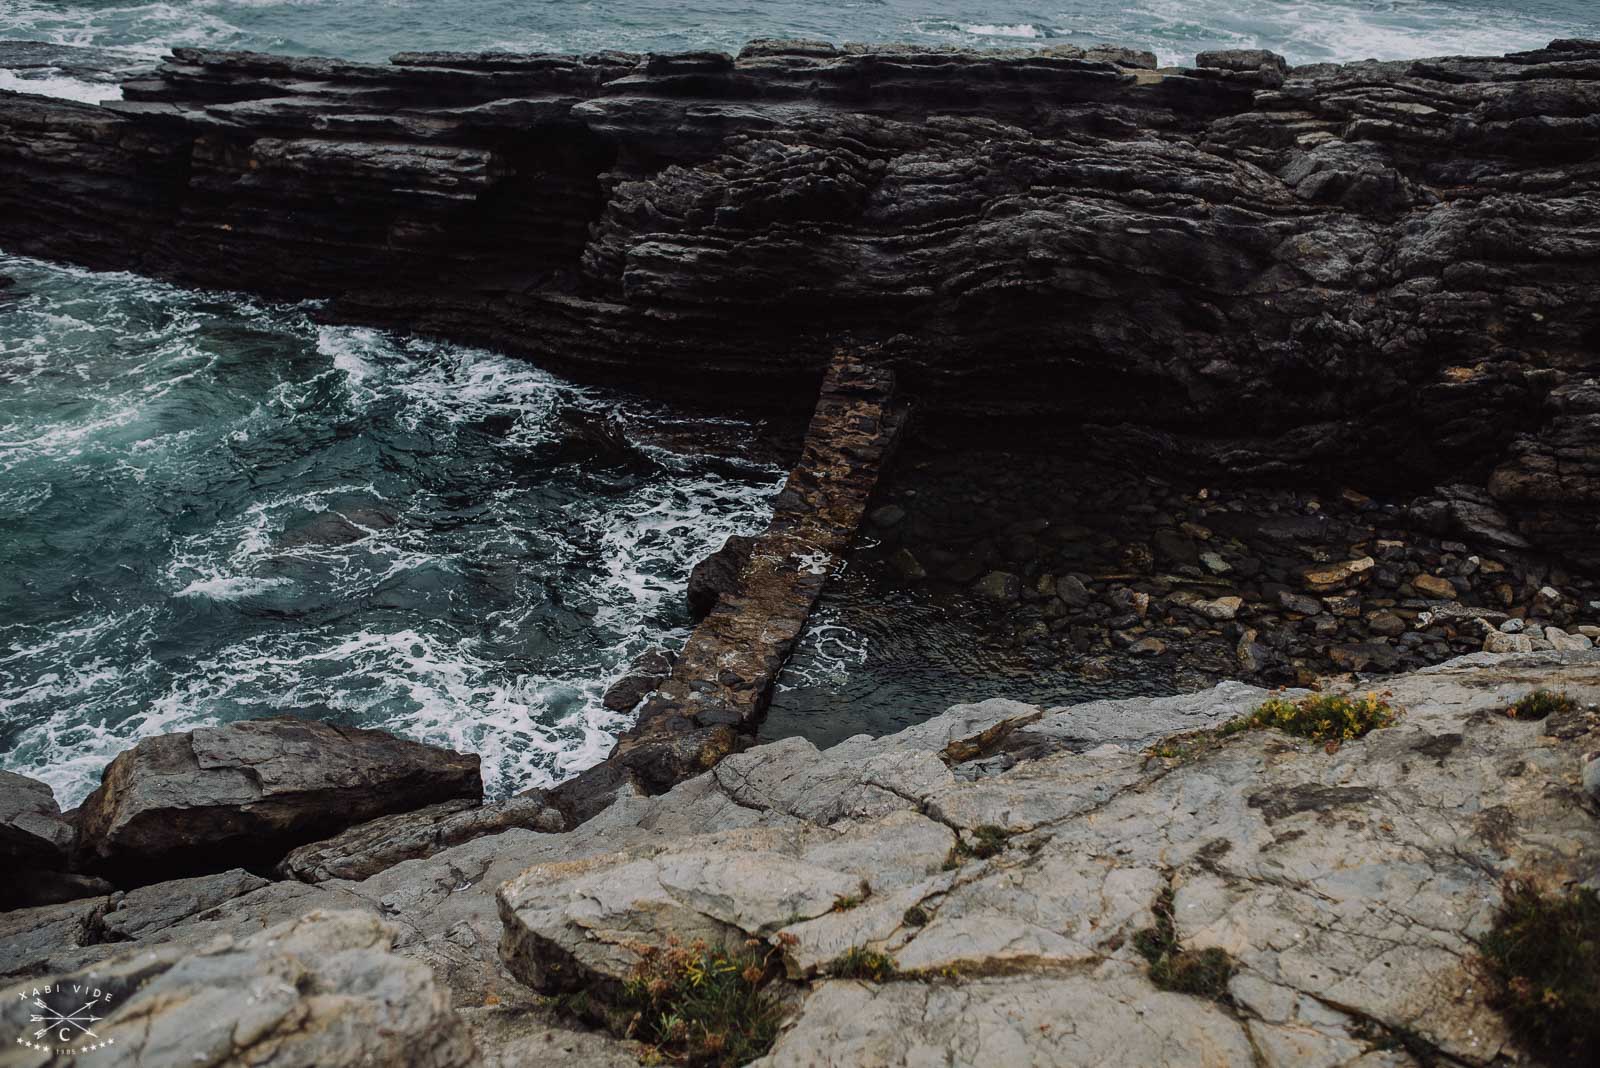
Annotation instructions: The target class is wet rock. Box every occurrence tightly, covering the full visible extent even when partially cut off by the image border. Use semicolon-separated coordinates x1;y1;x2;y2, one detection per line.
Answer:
973;571;1022;603
1367;611;1407;638
685;533;756;622
1413;574;1458;599
1301;557;1374;593
1196;595;1242;621
1277;590;1323;616
1129;636;1167;656
0;770;74;868
600;646;676;713
278;796;563;882
74;717;482;884
869;504;905;528
1055;575;1093;608
889;547;927;580
0;910;476;1068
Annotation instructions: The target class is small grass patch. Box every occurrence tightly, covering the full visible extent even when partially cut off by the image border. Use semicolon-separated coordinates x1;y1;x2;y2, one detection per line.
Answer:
942;825;1013;868
1505;689;1578;721
1478;878;1600;1066
1133;888;1236;1000
902;905;929;927
832;893;864;912
620;937;783;1066
829;946;897;982
1225;692;1400;744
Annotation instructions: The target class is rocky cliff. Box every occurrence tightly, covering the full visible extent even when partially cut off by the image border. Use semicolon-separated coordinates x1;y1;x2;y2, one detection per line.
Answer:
1;38;1598;566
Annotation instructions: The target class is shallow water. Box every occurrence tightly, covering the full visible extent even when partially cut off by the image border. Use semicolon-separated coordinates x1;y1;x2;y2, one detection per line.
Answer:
0;255;783;805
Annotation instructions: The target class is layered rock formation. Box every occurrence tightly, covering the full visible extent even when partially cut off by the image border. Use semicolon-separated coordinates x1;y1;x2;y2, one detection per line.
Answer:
1;38;1597;565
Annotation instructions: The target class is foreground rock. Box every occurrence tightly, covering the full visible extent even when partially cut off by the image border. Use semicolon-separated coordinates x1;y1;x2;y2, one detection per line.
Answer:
499;652;1600;1066
0;910;475;1068
75;717;481;884
3;654;1594;1066
2;40;1598;568
0;770;74;866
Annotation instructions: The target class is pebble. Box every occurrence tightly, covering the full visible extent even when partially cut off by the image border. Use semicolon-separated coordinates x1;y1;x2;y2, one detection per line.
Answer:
1500;619;1525;634
1483;631;1534;654
1055;575;1092;608
869;504;906;528
1413;574;1457;599
973;571;1021;603
1129;637;1166;656
1200;551;1230;574
1301;556;1375;592
1196;596;1242;621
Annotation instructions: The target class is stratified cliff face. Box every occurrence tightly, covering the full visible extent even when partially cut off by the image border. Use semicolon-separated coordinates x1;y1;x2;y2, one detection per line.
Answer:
1;38;1597;562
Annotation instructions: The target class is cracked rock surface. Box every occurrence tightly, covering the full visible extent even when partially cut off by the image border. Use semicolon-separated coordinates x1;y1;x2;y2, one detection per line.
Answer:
5;653;1596;1066
0;910;475;1068
496;652;1599;1066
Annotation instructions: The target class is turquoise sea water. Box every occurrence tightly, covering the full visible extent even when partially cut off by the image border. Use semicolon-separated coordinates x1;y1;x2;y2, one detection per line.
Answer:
2;1;1598;805
2;0;1597;70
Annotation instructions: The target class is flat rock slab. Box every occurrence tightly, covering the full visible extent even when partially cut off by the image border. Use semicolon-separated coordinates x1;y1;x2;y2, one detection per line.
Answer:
497;651;1600;1067
75;717;481;884
0;910;476;1068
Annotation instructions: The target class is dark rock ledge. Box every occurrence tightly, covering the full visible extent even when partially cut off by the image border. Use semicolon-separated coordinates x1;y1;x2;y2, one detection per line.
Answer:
2;38;1599;569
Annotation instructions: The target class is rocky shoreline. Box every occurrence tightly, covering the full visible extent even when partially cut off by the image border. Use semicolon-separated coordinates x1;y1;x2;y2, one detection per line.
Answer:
1;38;1599;570
849;453;1599;691
3;652;1597;1066
2;32;1599;1068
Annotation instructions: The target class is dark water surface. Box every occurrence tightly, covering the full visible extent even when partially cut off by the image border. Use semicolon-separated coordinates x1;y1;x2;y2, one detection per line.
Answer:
0;256;782;803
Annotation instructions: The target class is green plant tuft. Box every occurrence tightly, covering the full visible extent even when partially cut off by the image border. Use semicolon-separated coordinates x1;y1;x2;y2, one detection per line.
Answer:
902;905;929;927
1505;689;1578;721
966;825;1012;859
1228;692;1400;744
1478;879;1600;1066
830;946;897;982
620;938;783;1067
1133;888;1236;1000
832;893;864;912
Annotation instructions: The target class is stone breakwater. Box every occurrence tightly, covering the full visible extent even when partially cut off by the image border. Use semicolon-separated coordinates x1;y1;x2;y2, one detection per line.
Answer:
549;353;908;823
1;652;1597;1066
1;38;1599;569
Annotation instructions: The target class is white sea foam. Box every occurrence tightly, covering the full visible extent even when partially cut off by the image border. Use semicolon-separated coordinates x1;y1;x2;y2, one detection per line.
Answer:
961;23;1047;39
0;69;122;103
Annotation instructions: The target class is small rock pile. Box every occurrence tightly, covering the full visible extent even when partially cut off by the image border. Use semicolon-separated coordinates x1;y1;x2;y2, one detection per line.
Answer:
864;456;1599;686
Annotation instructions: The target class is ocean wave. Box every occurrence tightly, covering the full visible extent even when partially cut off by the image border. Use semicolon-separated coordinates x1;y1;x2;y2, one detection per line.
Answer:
0;68;123;103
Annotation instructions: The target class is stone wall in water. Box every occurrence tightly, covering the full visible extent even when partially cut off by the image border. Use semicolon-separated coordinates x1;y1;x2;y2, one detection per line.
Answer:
0;38;1597;566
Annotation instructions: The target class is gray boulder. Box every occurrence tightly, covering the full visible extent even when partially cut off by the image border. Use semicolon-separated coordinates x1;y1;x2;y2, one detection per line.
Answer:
74;717;481;884
0;770;75;866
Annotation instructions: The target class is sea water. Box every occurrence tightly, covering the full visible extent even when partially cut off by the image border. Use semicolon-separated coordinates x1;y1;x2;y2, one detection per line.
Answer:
3;1;1599;804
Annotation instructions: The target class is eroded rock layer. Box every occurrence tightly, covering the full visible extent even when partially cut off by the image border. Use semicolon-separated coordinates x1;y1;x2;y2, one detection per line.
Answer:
1;38;1598;564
